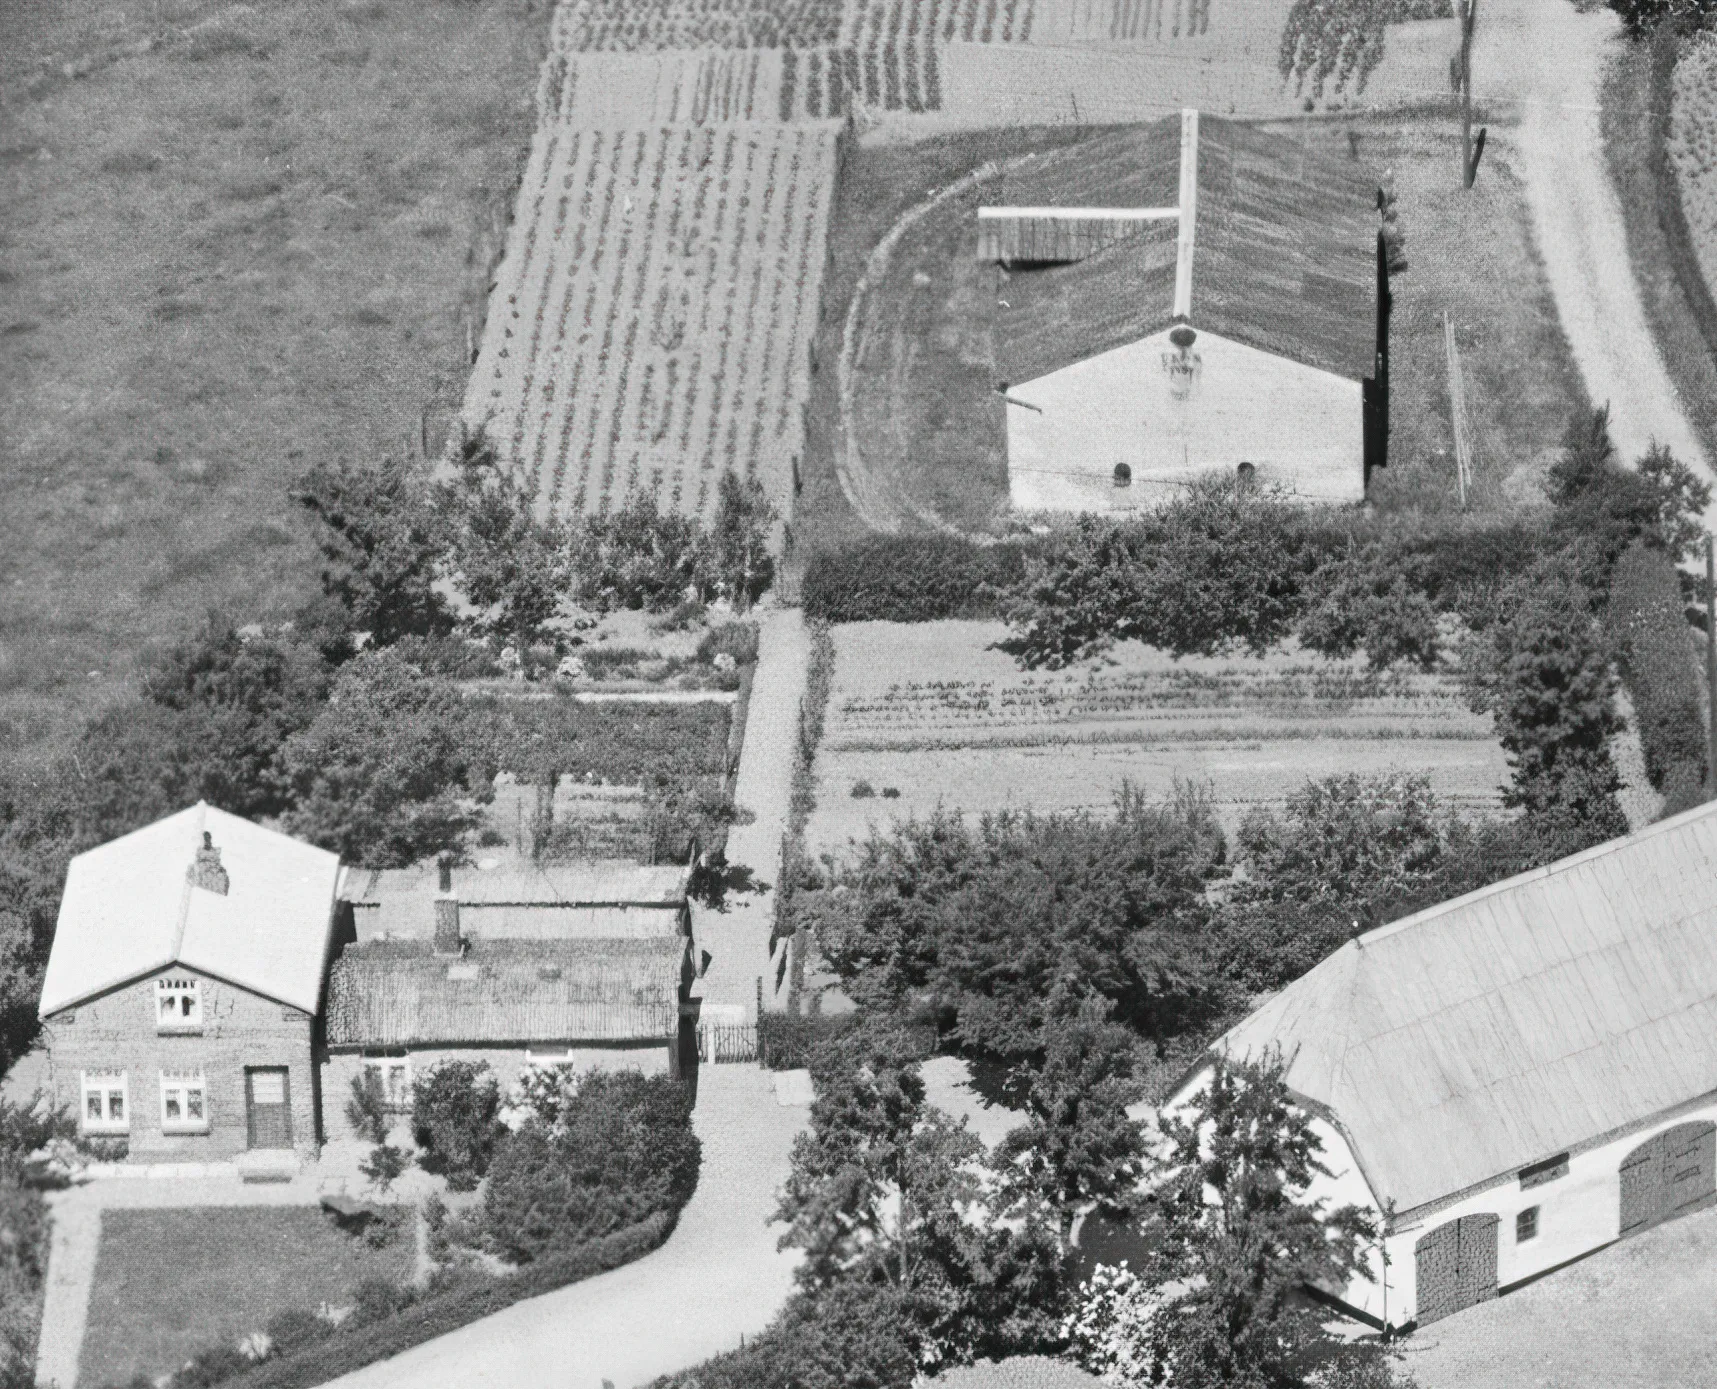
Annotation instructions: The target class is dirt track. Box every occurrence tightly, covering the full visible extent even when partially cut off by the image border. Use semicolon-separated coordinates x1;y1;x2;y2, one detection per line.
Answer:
1479;0;1710;490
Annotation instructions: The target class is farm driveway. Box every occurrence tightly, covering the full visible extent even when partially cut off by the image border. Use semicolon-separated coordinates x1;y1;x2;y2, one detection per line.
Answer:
1400;1200;1717;1389
321;1062;808;1389
1479;0;1710;489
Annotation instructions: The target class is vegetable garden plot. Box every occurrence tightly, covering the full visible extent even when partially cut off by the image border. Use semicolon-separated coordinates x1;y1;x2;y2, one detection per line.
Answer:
805;621;1510;852
463;121;843;526
541;50;800;124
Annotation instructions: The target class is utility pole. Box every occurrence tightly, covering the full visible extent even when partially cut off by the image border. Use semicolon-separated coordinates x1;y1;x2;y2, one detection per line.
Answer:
1455;0;1484;188
1705;535;1717;789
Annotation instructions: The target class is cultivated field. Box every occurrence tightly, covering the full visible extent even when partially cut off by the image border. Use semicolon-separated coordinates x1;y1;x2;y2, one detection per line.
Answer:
0;0;546;759
804;621;1510;858
464;121;842;525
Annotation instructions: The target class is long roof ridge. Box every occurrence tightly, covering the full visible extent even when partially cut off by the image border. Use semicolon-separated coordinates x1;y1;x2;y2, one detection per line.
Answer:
1351;796;1717;954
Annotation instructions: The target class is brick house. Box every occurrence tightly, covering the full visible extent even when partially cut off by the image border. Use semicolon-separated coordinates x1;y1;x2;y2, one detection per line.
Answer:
36;803;342;1162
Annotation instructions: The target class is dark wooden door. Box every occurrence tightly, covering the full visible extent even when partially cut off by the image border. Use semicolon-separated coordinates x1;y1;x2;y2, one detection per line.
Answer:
1414;1213;1499;1325
1620;1122;1717;1236
245;1067;293;1149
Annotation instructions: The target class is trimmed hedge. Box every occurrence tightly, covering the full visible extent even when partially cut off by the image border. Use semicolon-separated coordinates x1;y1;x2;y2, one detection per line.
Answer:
801;536;1033;623
219;1211;676;1389
1608;541;1708;810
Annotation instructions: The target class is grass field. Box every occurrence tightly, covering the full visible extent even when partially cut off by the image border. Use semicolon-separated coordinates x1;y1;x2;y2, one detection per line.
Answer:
804;620;1509;859
806;112;1583;544
78;1205;415;1388
0;0;548;761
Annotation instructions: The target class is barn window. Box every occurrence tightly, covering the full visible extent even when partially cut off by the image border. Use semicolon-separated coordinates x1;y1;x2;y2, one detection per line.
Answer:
1113;462;1132;488
81;1072;128;1133
1519;1152;1569;1190
524;1045;577;1069
160;1071;209;1134
156;976;202;1032
1515;1206;1539;1242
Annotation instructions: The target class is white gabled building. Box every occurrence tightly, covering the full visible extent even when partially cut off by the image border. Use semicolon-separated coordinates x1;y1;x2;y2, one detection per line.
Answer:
983;110;1390;512
1167;799;1717;1329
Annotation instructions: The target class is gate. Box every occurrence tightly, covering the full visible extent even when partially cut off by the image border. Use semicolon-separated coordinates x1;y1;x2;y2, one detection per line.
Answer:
1414;1213;1499;1325
1620;1121;1717;1237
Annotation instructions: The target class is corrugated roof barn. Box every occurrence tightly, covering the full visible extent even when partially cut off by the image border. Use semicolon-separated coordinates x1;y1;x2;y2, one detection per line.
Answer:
1214;798;1717;1216
325;936;689;1047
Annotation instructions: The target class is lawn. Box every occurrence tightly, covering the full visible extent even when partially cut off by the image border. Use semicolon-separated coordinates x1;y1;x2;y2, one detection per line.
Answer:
0;0;548;763
78;1205;415;1388
1398;1200;1717;1389
803;620;1509;858
795;109;1584;557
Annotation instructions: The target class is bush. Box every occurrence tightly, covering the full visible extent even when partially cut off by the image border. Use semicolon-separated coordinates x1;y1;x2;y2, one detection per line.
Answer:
756;1011;864;1070
262;1309;330;1357
801;535;1033;623
345;1072;389;1146
481;1072;700;1264
359;1145;408;1196
1608;540;1708;801
410;1062;501;1192
219;1212;676;1389
695;620;760;668
651;1282;920;1389
349;1277;408;1327
173;1344;252;1388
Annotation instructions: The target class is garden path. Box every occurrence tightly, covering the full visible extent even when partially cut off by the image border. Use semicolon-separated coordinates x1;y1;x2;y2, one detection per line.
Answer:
1478;0;1712;499
691;604;810;1019
320;1062;809;1389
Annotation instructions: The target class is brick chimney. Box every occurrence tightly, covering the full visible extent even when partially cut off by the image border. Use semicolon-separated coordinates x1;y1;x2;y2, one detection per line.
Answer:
186;831;229;896
434;855;461;954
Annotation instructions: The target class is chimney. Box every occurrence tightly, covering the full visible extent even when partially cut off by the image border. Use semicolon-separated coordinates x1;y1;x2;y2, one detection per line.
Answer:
186;831;229;896
434;855;461;954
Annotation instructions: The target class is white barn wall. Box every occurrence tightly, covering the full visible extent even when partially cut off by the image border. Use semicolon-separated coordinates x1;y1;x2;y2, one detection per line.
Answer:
1005;327;1364;513
1163;1065;1717;1329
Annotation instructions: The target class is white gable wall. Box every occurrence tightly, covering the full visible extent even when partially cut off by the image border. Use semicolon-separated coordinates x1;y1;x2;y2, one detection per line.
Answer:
1164;1063;1717;1329
1007;327;1364;513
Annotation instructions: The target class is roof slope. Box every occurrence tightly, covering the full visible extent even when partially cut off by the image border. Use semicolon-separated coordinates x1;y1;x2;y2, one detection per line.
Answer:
40;803;342;1016
995;116;1378;388
1214;799;1717;1213
325;937;687;1046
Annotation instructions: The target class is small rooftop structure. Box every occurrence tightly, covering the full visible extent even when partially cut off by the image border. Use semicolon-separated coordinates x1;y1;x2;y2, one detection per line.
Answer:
39;802;342;1017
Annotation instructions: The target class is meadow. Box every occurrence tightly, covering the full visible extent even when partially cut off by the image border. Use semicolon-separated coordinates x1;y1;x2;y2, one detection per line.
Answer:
804;620;1510;859
0;0;548;760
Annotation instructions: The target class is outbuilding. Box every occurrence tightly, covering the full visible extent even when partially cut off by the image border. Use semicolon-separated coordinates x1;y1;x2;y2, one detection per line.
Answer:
36;803;343;1162
1167;799;1717;1329
987;110;1390;511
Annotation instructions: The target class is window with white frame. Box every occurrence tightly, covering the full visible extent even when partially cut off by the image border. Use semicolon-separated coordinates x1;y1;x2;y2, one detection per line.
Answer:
523;1045;577;1069
156;976;202;1032
160;1071;209;1133
81;1072;129;1133
362;1055;412;1110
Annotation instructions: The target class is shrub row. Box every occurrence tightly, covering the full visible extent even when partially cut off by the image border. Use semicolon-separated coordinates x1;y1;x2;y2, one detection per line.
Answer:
220;1211;677;1389
756;1012;935;1070
1608;541;1708;810
801;535;1034;623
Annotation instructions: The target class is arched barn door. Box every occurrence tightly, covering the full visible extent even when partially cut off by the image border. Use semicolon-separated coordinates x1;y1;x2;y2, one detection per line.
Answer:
1414;1214;1499;1325
1619;1121;1717;1237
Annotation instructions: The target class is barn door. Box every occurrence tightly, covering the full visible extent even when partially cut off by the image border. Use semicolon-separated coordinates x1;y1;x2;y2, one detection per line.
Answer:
1414;1213;1499;1325
1621;1122;1717;1236
245;1067;293;1150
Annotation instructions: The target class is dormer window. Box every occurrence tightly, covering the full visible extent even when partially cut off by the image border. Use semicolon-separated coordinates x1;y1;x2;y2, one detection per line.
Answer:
157;976;202;1032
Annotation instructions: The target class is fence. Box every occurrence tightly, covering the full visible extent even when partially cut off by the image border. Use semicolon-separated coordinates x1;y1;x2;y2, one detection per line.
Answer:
696;1022;759;1064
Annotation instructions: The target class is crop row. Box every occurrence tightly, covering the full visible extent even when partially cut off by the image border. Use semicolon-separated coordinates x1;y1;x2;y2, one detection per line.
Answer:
554;0;846;53
462;122;842;526
542;49;798;123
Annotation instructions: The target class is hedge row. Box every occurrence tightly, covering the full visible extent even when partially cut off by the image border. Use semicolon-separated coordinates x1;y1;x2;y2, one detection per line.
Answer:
801;535;1034;623
1608;542;1708;811
756;1012;936;1070
222;1210;677;1389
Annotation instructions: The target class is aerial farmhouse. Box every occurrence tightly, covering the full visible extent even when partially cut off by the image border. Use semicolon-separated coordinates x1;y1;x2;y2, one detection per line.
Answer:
1170;798;1717;1329
35;805;696;1161
985;109;1391;511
